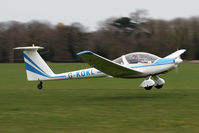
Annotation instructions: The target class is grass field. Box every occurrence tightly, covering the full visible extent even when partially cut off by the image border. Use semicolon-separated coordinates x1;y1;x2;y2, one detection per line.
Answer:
0;63;199;133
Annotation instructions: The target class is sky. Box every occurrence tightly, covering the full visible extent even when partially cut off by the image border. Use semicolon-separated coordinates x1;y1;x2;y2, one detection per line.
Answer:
0;0;199;31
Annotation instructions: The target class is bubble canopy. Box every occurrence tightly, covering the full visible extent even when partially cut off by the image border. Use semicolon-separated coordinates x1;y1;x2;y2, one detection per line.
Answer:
113;52;160;64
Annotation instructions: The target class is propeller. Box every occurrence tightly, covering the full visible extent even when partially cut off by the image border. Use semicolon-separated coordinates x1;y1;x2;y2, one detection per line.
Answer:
174;48;183;64
175;57;183;64
174;56;183;73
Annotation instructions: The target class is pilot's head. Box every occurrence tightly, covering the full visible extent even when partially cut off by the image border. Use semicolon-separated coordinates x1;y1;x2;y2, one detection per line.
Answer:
131;55;137;60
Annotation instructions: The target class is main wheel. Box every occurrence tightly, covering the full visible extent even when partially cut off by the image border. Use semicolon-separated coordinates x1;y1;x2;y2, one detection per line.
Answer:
155;85;163;89
37;81;43;90
144;86;153;90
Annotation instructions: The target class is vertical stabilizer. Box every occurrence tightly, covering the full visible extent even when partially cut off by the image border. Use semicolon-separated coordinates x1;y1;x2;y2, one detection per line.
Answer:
14;46;55;81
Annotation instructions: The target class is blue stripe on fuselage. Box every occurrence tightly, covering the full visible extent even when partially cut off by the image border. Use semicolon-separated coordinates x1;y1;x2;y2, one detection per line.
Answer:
131;58;175;69
155;58;175;65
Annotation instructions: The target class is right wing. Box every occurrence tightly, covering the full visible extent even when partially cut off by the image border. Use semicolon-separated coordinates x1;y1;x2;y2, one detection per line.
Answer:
77;51;143;78
165;49;186;58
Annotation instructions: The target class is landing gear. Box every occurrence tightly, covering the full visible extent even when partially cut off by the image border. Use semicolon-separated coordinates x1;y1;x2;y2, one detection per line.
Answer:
37;81;43;90
155;85;163;89
144;86;153;90
140;76;155;90
140;76;165;90
153;76;165;89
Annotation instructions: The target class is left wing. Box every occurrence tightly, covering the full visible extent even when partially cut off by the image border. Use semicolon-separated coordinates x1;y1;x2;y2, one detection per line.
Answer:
77;51;143;78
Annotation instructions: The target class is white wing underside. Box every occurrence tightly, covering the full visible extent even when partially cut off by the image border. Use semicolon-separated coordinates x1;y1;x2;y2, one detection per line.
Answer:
165;49;186;58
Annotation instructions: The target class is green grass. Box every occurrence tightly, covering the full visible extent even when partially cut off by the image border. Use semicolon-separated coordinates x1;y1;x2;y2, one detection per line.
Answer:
0;63;199;133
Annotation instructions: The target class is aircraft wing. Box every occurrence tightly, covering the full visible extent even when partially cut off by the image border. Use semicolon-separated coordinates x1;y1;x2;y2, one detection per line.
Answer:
77;51;143;78
165;49;186;58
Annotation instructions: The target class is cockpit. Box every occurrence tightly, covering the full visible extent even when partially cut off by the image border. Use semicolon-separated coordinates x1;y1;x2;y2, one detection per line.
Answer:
113;52;160;65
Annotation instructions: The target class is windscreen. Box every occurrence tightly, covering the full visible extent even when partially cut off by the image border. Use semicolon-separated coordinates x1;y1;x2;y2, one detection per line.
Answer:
125;52;159;64
113;57;124;65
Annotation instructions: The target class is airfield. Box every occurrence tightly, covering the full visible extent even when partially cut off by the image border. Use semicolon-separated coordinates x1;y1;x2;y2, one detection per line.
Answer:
0;62;199;133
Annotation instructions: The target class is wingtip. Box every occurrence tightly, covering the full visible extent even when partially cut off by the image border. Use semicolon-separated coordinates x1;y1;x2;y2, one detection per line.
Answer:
77;51;93;55
180;49;187;53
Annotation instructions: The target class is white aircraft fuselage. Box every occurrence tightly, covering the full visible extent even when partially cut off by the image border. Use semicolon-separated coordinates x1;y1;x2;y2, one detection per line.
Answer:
53;57;176;80
24;51;182;80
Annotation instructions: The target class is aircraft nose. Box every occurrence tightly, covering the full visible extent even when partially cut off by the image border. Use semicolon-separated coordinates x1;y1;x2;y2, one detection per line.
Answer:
175;58;183;64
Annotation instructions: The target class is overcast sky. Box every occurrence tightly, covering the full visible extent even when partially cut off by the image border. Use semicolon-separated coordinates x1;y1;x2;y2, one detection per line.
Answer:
0;0;199;31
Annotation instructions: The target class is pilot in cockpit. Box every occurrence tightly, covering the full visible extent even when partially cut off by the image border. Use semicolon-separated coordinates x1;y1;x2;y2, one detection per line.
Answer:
130;55;139;64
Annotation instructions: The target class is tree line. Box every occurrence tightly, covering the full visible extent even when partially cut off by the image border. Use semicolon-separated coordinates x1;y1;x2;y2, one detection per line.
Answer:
0;10;199;63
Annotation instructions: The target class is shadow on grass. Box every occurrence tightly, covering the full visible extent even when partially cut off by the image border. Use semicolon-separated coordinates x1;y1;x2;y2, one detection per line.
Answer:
88;90;188;101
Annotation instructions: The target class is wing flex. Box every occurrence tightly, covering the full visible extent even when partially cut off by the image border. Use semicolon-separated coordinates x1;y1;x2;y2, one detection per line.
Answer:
77;51;142;78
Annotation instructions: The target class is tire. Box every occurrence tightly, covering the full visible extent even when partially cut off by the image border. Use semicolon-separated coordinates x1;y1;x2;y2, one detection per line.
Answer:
37;83;42;89
144;86;153;90
155;85;163;89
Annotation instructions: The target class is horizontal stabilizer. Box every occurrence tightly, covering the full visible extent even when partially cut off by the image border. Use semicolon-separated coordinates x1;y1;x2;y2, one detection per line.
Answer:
14;46;44;50
77;51;142;78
